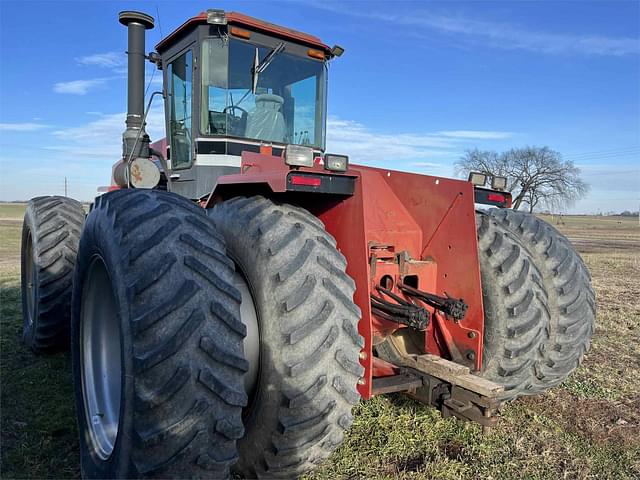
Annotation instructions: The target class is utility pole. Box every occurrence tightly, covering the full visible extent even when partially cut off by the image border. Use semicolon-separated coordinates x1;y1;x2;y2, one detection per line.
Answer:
64;177;68;197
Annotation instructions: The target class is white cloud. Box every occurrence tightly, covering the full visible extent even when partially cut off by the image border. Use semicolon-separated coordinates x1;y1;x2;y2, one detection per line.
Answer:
312;4;640;57
411;161;444;168
0;122;49;132
76;52;124;68
403;13;640;57
576;163;640;193
436;130;513;140
53;79;107;95
326;116;506;174
51;105;165;159
0;106;167;201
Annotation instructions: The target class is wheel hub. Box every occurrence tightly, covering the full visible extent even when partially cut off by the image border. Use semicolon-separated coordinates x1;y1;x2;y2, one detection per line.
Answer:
233;271;260;397
80;256;122;461
24;231;36;326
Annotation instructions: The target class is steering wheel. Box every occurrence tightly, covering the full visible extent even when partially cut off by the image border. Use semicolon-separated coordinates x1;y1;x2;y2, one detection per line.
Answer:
223;105;248;118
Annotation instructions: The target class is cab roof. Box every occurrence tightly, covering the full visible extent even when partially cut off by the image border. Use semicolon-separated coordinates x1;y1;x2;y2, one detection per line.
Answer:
155;10;332;54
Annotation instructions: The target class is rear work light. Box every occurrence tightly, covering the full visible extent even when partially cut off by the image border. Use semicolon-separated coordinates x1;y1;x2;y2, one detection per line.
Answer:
491;175;507;191
290;175;321;187
468;171;487;187
284;144;314;167
324;153;349;172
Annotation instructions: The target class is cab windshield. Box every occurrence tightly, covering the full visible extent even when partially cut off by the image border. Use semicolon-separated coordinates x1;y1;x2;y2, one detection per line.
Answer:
201;37;327;149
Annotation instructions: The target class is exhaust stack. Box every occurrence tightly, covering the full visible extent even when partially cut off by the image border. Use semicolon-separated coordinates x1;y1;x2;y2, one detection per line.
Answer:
119;11;154;160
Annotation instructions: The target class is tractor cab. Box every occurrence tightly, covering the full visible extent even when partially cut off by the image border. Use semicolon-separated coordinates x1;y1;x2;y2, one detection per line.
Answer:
154;10;343;199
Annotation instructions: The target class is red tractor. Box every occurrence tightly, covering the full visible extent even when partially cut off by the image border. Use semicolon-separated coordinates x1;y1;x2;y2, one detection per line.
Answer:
20;9;595;479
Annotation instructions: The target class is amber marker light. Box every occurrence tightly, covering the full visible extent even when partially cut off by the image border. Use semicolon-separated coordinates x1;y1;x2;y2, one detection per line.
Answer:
230;27;251;39
307;48;325;60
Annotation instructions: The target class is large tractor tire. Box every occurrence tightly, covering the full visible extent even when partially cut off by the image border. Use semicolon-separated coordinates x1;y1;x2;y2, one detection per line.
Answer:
475;211;551;397
21;195;85;352
377;211;552;399
486;208;595;389
209;196;364;479
71;189;246;479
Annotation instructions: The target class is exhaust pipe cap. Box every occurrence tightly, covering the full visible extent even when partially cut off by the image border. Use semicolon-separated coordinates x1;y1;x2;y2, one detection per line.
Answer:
119;11;154;30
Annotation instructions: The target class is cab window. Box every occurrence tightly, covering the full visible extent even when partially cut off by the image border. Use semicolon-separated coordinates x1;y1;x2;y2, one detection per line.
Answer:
167;50;193;169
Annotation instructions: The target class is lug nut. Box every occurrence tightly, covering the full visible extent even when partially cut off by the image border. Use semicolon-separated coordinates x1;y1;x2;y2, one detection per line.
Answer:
467;331;477;339
357;377;366;385
359;351;368;361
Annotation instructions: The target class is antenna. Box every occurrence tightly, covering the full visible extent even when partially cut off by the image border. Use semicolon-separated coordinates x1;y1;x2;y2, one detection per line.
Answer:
156;5;164;39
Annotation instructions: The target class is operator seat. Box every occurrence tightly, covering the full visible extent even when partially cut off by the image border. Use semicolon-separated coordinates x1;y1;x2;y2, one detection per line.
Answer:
245;94;287;143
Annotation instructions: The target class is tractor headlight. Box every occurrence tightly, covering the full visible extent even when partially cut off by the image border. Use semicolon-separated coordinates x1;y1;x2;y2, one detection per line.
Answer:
324;154;349;172
284;145;314;168
468;172;487;187
492;175;507;191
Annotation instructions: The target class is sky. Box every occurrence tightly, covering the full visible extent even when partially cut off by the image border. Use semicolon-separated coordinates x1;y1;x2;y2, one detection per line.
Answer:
0;0;638;213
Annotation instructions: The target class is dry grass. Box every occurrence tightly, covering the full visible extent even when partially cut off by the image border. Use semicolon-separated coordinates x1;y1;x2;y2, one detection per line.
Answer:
1;205;638;479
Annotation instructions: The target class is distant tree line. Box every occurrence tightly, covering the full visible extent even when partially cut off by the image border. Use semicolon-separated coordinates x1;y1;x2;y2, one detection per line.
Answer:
455;146;589;213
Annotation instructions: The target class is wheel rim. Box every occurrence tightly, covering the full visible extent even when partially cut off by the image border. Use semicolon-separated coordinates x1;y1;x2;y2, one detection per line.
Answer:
25;231;36;326
234;271;260;397
80;256;122;461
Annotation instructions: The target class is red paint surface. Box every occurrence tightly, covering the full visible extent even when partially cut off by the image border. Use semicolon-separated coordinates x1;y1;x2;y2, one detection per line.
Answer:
156;11;331;53
208;155;485;399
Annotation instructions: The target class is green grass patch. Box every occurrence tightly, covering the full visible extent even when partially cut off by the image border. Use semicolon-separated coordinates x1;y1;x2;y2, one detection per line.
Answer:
1;213;638;478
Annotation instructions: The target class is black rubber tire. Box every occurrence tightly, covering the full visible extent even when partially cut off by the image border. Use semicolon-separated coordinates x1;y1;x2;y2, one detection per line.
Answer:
71;189;246;478
21;195;85;353
475;211;552;398
486;208;596;389
208;196;364;479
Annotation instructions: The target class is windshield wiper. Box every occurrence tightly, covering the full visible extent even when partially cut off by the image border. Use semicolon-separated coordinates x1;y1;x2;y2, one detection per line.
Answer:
235;42;286;108
252;42;285;93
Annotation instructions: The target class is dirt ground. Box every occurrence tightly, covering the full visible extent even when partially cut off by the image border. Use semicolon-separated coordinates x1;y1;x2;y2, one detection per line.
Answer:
1;204;638;479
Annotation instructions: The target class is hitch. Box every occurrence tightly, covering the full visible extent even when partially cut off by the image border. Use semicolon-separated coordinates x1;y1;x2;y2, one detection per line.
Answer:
371;354;503;433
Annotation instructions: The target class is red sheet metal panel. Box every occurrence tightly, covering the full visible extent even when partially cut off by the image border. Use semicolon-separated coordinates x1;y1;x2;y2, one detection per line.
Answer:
356;166;484;371
208;158;485;398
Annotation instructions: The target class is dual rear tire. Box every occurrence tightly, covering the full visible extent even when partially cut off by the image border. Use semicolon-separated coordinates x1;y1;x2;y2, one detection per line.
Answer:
21;196;85;352
31;191;362;478
209;196;364;478
71;190;247;478
378;209;596;399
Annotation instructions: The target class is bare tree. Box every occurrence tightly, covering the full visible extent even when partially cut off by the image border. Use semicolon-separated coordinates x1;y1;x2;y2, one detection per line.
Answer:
455;146;589;212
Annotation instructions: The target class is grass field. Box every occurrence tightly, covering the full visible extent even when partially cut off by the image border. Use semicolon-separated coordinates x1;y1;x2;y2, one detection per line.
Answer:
1;204;638;479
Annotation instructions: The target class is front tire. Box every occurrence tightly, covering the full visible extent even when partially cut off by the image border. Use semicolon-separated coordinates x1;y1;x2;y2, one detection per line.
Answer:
72;190;246;478
209;196;364;479
21;196;85;352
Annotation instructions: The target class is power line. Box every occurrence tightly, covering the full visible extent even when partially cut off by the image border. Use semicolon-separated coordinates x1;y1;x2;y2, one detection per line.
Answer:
563;146;640;160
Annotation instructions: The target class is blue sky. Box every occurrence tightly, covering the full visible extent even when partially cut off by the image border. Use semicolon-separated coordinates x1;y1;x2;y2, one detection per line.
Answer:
1;0;638;213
